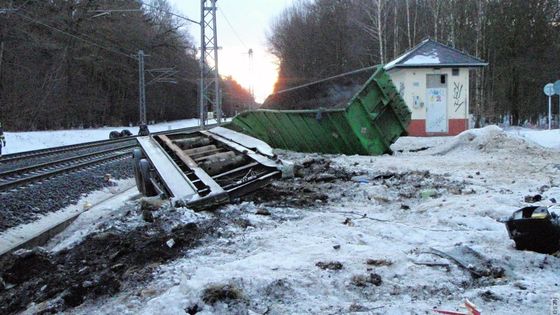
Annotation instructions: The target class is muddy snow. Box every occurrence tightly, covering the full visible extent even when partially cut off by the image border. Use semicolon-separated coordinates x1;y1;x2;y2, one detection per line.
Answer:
2;125;560;314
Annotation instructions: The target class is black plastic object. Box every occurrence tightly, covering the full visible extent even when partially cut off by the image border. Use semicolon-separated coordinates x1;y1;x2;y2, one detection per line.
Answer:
505;206;560;254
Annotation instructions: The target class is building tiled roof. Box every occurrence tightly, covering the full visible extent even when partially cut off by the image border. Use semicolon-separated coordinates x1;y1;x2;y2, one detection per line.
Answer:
384;39;488;70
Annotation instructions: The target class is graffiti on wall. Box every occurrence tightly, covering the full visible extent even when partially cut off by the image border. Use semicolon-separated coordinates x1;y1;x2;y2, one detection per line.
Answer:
453;82;465;112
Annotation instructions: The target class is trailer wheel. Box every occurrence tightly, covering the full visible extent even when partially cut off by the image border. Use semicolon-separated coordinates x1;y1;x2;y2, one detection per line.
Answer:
132;148;144;194
139;159;157;196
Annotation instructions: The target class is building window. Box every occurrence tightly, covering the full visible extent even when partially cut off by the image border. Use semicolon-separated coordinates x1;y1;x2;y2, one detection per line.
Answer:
440;75;446;84
452;68;460;76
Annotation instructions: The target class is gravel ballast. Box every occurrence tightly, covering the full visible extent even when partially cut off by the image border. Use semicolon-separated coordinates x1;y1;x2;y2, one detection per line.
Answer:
0;158;134;232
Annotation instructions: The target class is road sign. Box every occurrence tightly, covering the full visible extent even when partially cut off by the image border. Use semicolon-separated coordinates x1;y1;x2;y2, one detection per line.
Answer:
544;83;555;96
545;83;554;129
554;80;560;95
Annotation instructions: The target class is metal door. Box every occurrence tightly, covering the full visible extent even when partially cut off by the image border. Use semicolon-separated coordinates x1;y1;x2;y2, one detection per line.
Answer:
426;74;448;133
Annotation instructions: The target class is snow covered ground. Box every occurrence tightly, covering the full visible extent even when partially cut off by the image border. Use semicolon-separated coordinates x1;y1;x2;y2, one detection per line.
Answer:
2;118;224;154
18;125;555;314
505;126;560;150
5;121;559;155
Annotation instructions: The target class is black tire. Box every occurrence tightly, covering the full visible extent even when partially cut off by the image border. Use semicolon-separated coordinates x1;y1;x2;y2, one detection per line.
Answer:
139;159;158;197
121;129;132;137
132;148;144;194
138;124;150;136
109;131;121;139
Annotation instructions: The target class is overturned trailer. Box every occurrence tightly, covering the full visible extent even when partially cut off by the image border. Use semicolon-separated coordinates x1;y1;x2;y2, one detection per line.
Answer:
133;66;409;205
225;65;411;155
133;127;286;209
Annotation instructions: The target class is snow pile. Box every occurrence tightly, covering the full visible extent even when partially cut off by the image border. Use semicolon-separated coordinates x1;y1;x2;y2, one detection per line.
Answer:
433;125;542;156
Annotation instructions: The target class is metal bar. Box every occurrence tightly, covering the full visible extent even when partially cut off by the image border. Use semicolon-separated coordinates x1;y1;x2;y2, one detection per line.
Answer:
137;136;197;200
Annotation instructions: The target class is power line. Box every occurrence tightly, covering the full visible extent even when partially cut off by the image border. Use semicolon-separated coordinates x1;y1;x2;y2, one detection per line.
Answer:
218;8;248;50
140;0;199;25
14;9;181;72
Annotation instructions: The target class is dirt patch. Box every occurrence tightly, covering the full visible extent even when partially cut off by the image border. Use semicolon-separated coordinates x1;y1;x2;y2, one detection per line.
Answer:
370;170;465;199
0;221;209;314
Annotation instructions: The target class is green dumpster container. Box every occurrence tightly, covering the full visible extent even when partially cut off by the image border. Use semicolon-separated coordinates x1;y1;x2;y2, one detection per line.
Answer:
225;65;411;155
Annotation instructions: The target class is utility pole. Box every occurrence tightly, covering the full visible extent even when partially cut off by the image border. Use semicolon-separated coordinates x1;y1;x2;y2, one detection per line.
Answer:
200;0;220;129
137;50;147;125
248;48;254;99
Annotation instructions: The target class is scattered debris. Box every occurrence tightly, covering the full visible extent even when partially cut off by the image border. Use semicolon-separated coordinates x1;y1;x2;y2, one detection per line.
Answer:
83;201;93;210
420;189;439;199
433;299;480;315
342;218;353;226
316;261;343;270
411;260;450;268
524;194;543;203
185;304;203;315
366;259;393;267
166;238;175;248
504;206;560;254
255;208;271;216
140;197;166;211
142;210;154;223
333;244;341;250
480;290;502;302
428;246;504;279
351;273;382;287
201;283;244;305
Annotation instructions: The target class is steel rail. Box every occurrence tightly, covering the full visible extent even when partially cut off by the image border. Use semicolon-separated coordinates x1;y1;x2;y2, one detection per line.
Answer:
0;144;137;180
0;150;132;192
0;124;216;163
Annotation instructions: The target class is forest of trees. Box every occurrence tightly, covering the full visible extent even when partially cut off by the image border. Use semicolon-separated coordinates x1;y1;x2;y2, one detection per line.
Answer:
0;0;253;130
268;0;560;125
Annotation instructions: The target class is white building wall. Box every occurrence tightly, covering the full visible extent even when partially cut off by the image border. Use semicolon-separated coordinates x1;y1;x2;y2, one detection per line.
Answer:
388;68;470;121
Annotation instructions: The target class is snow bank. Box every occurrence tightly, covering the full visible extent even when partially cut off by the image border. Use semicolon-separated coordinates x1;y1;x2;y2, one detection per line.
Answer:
432;125;543;156
506;127;560;149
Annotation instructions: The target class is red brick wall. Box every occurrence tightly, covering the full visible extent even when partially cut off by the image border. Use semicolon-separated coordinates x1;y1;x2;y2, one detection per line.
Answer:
407;119;468;136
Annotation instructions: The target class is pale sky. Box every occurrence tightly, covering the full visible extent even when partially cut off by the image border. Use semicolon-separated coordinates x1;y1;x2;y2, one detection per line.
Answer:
167;0;295;103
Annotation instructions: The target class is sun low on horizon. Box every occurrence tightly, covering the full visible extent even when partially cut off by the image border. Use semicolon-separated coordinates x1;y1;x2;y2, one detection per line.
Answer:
168;0;296;104
219;45;279;104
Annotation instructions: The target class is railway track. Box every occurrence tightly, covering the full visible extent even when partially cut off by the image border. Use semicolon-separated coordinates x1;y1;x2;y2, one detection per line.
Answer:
0;144;135;192
0;124;217;192
0;124;216;164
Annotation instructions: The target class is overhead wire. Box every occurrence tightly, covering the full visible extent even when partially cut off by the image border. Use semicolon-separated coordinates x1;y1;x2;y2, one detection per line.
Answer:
218;7;248;50
13;8;189;75
10;4;203;83
14;11;137;60
139;0;199;25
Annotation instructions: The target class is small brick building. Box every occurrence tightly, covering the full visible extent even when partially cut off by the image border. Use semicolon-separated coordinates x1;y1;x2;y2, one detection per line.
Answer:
385;39;487;136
